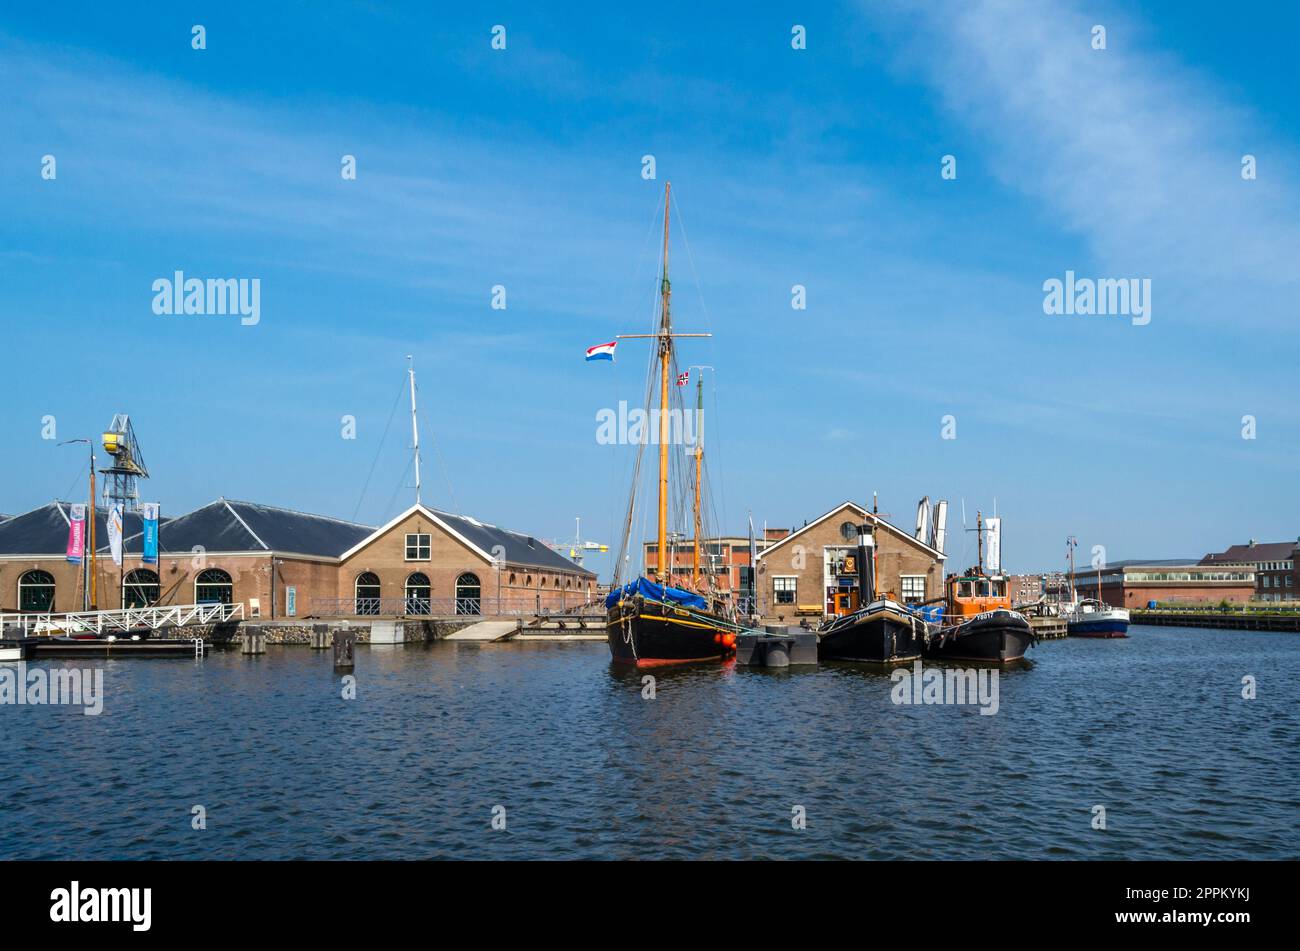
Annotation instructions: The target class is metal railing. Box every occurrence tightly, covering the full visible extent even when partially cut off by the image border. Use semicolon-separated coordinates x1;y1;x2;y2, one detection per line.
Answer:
0;602;245;637
1137;602;1300;616
308;596;600;618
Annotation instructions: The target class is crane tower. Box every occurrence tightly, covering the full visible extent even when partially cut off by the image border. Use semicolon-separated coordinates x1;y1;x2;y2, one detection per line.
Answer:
100;414;150;513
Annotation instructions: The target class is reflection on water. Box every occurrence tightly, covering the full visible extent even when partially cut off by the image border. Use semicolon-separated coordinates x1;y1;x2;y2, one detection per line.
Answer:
1;626;1296;859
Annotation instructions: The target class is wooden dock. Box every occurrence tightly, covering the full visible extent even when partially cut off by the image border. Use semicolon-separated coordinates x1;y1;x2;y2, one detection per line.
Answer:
1028;616;1069;639
1131;610;1300;632
28;637;207;658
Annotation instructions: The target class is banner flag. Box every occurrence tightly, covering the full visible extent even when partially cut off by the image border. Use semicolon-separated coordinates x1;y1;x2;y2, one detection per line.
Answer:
107;503;124;567
66;504;86;564
985;517;1002;573
141;503;160;565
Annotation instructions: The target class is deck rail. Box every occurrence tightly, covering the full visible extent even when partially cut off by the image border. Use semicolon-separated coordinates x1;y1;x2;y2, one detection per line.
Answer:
0;602;244;636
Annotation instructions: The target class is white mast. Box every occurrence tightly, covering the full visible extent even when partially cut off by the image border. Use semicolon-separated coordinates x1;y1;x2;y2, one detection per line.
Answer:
407;355;423;506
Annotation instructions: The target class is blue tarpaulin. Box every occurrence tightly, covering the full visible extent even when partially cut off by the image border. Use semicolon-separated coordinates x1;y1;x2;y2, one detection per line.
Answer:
908;604;945;623
605;577;709;611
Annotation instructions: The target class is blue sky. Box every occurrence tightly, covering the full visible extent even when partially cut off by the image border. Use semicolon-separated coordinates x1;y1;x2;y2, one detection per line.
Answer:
2;0;1298;576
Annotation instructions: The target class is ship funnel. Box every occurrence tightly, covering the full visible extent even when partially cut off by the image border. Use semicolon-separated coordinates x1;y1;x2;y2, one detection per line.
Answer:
915;496;930;542
933;500;948;555
857;523;876;605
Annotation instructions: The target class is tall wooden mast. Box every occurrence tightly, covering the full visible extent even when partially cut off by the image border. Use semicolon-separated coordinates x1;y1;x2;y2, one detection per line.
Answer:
614;182;710;585
692;372;703;587
657;182;672;582
88;449;98;610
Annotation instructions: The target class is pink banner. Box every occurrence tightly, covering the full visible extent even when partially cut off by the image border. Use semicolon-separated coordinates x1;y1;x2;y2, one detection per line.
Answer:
66;504;86;564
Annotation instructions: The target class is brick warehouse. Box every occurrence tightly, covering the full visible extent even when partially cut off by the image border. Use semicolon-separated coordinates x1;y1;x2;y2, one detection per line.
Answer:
0;499;595;618
1201;538;1300;602
755;501;946;620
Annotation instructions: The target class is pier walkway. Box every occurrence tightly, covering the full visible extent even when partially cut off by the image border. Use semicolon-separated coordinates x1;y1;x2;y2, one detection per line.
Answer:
444;620;520;641
0;602;244;637
1132;608;1300;632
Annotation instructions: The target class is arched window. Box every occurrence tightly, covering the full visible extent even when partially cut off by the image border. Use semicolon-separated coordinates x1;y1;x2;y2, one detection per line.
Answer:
123;568;160;609
455;572;481;615
18;569;55;612
195;568;233;604
355;572;381;615
405;572;431;615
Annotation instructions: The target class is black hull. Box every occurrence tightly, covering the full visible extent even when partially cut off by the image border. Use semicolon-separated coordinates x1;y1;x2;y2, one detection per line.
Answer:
819;608;925;664
606;598;733;666
924;611;1036;663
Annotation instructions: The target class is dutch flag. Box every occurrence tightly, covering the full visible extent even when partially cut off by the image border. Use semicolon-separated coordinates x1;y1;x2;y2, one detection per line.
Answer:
585;341;617;362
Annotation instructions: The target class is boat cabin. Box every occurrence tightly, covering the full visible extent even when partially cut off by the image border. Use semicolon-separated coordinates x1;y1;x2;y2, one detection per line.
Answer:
946;570;1011;618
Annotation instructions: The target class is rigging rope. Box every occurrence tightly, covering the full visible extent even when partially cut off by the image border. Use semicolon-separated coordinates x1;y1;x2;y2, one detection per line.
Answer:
352;373;408;521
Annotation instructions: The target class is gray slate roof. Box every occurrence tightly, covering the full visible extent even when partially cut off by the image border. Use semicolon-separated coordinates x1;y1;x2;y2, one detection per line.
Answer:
153;499;374;558
428;507;595;576
0;499;592;575
0;502;164;556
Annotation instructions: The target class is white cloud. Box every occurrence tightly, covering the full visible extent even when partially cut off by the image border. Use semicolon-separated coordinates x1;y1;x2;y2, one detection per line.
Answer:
867;0;1300;308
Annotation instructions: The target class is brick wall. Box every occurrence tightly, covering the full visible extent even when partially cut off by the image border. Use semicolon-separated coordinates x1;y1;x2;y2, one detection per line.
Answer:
755;503;944;620
2;509;594;618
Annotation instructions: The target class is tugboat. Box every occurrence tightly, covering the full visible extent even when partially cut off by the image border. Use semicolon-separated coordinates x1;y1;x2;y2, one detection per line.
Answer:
925;512;1036;663
605;182;739;666
818;522;929;664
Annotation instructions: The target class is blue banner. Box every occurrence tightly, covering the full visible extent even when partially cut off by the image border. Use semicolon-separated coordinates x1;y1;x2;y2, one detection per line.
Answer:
141;502;160;565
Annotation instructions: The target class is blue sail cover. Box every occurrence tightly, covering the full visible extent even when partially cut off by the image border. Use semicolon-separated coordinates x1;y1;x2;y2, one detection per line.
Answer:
908;604;945;623
605;577;709;611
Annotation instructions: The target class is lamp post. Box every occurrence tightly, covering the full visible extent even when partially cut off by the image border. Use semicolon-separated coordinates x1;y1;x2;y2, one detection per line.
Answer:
59;438;97;611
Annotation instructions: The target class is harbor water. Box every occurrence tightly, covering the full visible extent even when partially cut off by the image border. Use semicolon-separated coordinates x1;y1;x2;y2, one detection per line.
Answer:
2;625;1296;860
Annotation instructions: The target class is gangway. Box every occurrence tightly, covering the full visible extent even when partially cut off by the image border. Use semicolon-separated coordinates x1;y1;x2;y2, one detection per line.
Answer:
0;602;244;637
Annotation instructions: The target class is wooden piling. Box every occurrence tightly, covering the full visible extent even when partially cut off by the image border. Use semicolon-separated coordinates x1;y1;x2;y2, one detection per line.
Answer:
333;629;356;669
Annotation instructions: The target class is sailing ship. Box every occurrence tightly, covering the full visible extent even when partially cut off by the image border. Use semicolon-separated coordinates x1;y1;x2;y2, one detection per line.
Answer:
1063;539;1130;637
818;522;929;664
925;512;1037;663
606;183;740;666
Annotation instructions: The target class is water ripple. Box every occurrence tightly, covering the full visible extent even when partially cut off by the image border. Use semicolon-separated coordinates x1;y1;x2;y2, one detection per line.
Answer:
0;626;1296;859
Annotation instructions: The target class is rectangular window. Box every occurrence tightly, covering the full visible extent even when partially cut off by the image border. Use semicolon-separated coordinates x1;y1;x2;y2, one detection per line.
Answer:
773;576;796;605
405;533;431;560
900;575;925;603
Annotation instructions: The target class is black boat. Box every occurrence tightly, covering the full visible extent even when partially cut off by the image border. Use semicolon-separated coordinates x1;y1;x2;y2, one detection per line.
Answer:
924;608;1036;663
603;182;737;667
606;579;736;667
818;522;929;664
923;511;1036;664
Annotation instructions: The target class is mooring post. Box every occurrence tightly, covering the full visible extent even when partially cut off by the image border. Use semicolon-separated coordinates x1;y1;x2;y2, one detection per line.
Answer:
241;625;265;655
310;623;330;649
333;629;356;670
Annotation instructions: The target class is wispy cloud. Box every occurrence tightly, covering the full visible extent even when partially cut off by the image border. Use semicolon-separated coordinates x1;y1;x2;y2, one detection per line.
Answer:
864;0;1300;321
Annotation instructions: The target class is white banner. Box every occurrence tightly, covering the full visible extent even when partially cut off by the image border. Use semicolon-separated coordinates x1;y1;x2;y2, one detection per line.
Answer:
107;503;124;567
985;517;1001;572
